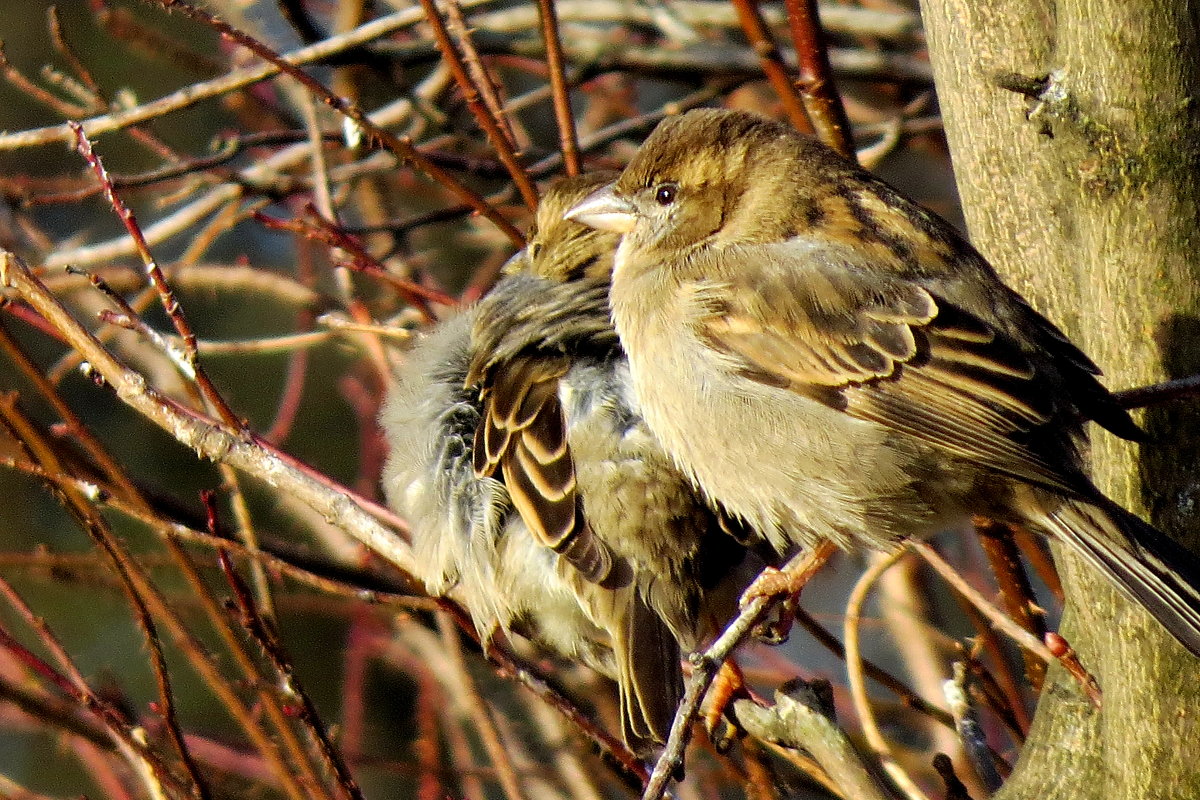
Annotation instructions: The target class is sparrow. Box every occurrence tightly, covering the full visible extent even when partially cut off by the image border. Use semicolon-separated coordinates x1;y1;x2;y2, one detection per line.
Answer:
566;107;1200;657
382;172;752;750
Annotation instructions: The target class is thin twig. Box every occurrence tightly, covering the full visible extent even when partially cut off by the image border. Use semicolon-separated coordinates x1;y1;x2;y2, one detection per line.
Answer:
1012;525;1063;602
47;6;106;103
433;613;531;800
0;320;141;502
911;542;1054;663
71;123;243;430
436;601;649;786
0;7;476;150
0;462;427;610
523;82;737;175
642;546;832;800
535;0;581;175
262;323;312;444
956;646;1027;744
974;518;1047;689
469;1;923;42
791;606;955;727
0;281;373;797
525;693;607;800
7;460;323;800
415;0;537;210
2;251;420;580
729;0;814;135
383;641;455;800
781;0;854;157
254;208;457;316
0;397;207;800
1115;373;1200;409
148;0;524;244
218;550;364;800
0;573;194;800
0;44;89;117
844;550;930;800
444;0;517;147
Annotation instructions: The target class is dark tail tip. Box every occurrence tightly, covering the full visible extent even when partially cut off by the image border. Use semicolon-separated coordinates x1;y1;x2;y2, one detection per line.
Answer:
1046;498;1200;658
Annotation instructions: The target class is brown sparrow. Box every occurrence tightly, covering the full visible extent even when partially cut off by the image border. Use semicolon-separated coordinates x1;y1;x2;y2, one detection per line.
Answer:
566;108;1200;657
382;173;752;749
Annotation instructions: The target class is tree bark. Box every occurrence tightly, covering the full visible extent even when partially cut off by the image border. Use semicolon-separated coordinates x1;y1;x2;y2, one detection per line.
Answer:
918;1;1200;797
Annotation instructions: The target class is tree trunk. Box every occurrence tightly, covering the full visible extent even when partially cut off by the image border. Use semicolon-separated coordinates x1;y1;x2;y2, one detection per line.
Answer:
918;1;1200;797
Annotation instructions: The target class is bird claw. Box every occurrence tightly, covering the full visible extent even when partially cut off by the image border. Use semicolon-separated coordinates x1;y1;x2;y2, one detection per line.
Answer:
752;593;797;644
739;566;794;608
740;543;837;642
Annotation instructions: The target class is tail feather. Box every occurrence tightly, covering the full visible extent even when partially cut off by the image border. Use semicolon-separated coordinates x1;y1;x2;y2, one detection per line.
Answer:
615;597;683;750
1041;498;1200;657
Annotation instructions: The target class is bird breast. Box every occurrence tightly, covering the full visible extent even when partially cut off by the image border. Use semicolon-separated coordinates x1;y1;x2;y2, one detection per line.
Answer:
608;260;919;554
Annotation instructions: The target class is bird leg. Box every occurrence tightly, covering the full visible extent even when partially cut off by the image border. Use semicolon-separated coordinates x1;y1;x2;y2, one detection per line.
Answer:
741;541;838;642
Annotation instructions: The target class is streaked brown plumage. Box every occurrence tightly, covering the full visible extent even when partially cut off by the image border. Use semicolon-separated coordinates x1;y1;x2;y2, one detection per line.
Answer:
467;174;626;587
568;108;1200;657
382;173;752;750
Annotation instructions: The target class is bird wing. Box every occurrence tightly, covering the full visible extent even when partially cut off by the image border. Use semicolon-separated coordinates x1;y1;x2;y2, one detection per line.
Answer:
467;277;620;587
690;237;1082;495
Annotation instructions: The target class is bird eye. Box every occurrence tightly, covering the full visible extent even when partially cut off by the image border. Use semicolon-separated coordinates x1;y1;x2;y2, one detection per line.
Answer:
654;183;677;206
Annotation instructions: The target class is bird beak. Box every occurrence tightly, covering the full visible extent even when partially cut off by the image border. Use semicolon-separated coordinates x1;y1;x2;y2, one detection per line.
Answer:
564;185;637;233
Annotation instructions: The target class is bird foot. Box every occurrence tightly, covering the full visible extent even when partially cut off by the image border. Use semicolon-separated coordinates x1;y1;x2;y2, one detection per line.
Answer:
739;542;838;642
703;660;749;750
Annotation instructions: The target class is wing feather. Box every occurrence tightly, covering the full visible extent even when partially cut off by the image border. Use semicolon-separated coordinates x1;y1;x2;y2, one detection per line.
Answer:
692;239;1081;494
467;275;623;587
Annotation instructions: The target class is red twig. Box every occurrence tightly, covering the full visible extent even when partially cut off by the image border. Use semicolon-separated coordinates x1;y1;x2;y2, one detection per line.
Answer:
263;332;311;445
974;517;1047;690
791;607;955;727
92;0;222;75
0;577;194;800
385;642;452;800
0;43;89;117
442;0;517;148
146;0;524;246
781;0;855;158
255;207;458;320
70;122;243;430
434;612;530;800
728;0;814;136
0;395;208;799
1;301;71;343
338;610;375;767
440;600;649;787
1013;525;1063;602
535;0;581;176
0;319;140;502
47;7;105;107
415;0;538;210
1045;632;1102;708
217;550;364;800
264;238;319;446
